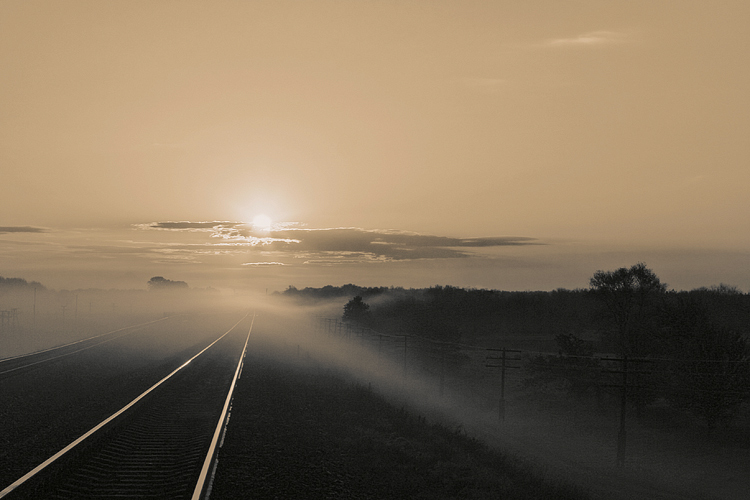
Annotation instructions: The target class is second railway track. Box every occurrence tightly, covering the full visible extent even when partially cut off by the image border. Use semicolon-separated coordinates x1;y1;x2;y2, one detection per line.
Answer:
1;313;254;499
0;317;170;379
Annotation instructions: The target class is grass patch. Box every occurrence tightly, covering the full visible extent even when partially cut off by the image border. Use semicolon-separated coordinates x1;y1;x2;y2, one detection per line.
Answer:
210;355;589;499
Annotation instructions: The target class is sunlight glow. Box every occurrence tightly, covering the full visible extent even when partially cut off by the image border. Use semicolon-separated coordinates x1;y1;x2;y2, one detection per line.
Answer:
252;214;273;232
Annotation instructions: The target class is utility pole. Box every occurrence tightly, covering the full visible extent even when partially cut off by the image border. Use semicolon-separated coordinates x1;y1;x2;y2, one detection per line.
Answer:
378;334;382;363
617;356;628;466
601;356;652;466
439;348;445;396
403;335;408;378
486;348;522;422
12;309;19;331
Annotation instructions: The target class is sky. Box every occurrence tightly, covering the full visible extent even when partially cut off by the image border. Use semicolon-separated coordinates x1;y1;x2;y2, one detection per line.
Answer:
1;0;749;292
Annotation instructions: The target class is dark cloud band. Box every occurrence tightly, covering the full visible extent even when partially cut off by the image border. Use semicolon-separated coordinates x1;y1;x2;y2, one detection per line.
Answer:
0;226;47;234
146;221;239;230
139;222;540;264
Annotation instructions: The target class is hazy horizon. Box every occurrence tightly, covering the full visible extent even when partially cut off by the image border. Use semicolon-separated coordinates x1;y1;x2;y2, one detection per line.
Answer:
2;1;749;293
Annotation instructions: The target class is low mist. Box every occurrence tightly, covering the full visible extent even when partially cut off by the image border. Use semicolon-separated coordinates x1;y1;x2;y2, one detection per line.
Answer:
3;278;748;500
241;293;749;500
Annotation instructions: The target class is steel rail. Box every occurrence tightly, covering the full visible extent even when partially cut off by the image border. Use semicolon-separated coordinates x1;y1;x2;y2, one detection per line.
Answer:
0;316;170;375
192;312;255;500
0;313;248;498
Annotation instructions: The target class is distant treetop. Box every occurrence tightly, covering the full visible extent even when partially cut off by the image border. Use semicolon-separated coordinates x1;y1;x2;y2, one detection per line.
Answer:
0;276;46;290
147;276;188;290
342;295;372;325
279;284;391;300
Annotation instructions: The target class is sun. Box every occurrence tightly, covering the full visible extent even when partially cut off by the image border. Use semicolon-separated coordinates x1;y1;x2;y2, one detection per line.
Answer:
252;214;273;232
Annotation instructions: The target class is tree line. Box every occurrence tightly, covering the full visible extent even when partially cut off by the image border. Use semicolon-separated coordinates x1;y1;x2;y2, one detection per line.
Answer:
284;264;750;429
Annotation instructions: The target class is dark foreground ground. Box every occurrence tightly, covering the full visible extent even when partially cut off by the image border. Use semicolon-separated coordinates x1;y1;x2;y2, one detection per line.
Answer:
209;353;589;500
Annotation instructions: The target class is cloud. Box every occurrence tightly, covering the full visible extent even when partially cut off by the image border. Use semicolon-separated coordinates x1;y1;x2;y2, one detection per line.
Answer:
139;221;240;231
0;226;48;234
241;262;286;267
137;222;541;265
545;30;629;47
239;227;537;261
138;221;301;245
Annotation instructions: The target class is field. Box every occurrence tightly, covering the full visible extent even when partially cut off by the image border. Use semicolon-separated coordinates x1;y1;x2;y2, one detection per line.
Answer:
2;288;748;499
210;309;750;500
210;351;589;499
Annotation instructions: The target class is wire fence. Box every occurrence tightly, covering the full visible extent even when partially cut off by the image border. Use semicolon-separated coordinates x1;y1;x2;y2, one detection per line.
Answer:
313;316;750;466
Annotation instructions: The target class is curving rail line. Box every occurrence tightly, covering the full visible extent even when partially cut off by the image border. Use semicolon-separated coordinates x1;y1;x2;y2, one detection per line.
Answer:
0;312;255;499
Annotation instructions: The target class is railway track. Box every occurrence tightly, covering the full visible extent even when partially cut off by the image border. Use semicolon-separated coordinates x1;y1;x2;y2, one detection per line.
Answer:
0;317;170;379
0;313;254;499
